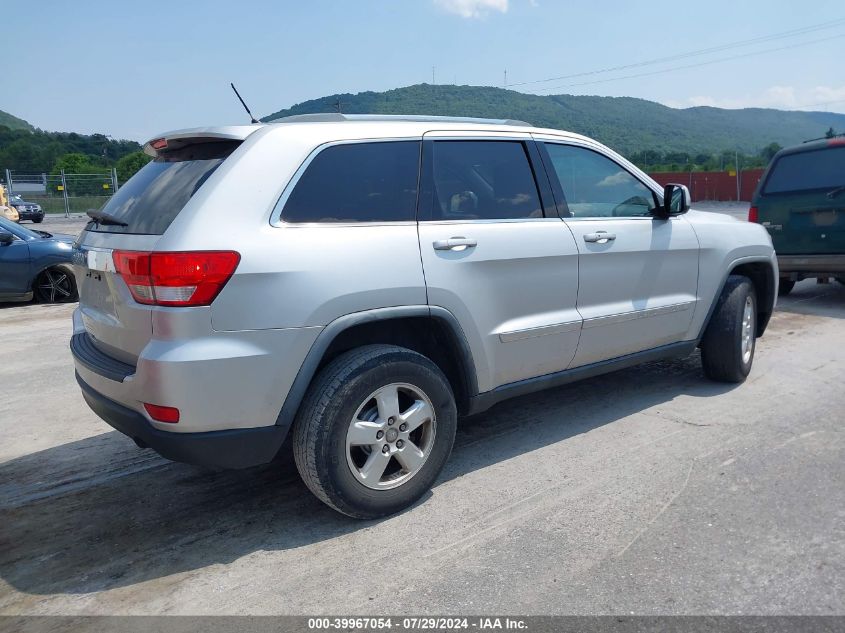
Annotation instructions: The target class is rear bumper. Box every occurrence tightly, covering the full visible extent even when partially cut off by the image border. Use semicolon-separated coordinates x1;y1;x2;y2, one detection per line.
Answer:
777;254;845;275
76;373;287;469
69;307;321;434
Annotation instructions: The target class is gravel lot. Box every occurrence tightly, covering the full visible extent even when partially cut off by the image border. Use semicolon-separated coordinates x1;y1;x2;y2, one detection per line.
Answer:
1;208;842;616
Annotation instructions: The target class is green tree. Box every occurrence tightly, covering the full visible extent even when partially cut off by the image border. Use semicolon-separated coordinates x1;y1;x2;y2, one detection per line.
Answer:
51;153;107;175
760;142;782;162
116;151;152;184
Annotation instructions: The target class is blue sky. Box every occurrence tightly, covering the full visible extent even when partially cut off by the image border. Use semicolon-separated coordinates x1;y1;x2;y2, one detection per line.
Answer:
3;0;844;141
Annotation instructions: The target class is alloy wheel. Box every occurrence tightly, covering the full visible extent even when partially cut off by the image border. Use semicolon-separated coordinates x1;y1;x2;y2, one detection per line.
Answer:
36;268;73;302
345;382;437;491
741;295;755;364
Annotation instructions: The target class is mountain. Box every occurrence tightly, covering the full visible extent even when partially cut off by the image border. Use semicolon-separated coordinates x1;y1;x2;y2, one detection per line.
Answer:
263;84;845;156
0;109;34;132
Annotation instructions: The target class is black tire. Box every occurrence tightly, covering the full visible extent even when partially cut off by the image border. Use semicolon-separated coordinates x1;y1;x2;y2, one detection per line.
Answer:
836;277;845;287
700;275;757;383
778;278;795;296
34;266;78;303
33;218;43;224
293;344;457;519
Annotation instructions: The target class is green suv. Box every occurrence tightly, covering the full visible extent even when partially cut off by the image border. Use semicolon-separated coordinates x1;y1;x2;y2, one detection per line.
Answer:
750;137;845;295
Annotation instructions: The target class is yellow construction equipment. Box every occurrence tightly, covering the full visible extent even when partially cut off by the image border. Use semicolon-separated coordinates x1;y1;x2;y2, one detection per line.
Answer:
0;183;20;222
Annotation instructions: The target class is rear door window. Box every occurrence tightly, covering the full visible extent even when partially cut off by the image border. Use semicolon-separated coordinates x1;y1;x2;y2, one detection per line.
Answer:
763;146;845;194
281;141;420;223
423;140;544;221
87;140;240;234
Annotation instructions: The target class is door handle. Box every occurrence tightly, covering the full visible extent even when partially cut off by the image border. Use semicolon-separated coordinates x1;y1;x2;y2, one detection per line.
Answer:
433;237;477;251
583;231;616;244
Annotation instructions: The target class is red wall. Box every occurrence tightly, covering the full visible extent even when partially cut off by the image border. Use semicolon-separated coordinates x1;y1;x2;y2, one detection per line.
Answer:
648;169;765;202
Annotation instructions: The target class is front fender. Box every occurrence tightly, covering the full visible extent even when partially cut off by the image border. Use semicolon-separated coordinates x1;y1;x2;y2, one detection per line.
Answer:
685;211;776;341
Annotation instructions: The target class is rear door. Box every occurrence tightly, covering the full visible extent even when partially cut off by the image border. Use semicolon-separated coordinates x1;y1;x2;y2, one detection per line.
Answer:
75;139;241;364
538;140;700;367
417;133;581;391
756;144;845;255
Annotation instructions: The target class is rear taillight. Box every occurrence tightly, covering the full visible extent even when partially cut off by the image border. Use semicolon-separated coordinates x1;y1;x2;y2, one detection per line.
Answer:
748;206;759;223
112;250;240;307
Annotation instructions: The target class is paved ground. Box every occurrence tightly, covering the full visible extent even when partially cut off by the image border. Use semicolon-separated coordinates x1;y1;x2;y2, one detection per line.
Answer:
19;214;89;237
0;207;842;616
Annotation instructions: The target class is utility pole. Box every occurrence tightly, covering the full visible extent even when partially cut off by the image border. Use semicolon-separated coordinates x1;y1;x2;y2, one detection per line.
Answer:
504;69;507;88
432;66;436;85
60;169;70;218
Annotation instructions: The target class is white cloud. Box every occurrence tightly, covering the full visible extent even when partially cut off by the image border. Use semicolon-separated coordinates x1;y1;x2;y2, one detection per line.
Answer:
665;85;845;112
434;0;509;18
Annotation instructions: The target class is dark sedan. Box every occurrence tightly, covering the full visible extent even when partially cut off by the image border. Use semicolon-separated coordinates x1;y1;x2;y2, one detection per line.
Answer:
0;216;78;303
8;194;45;223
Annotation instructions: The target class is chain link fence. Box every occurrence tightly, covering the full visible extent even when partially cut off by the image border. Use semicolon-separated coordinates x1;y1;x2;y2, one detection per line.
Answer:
3;169;118;216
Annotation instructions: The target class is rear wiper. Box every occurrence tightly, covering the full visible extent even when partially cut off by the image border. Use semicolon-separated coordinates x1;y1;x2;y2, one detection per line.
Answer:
86;210;128;227
826;185;845;199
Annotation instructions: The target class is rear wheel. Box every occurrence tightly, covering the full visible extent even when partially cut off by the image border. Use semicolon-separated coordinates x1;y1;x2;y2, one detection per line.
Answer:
293;344;457;519
700;276;757;383
34;266;78;303
778;278;795;296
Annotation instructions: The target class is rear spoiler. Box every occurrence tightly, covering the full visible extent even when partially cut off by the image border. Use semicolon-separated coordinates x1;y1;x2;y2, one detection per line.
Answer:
143;126;261;157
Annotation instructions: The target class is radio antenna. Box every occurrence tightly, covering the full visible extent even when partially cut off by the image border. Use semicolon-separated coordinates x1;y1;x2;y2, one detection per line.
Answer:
230;82;259;124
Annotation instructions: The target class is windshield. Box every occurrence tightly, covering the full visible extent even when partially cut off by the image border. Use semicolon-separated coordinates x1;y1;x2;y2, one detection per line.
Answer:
763;146;845;194
0;215;40;239
86;140;240;234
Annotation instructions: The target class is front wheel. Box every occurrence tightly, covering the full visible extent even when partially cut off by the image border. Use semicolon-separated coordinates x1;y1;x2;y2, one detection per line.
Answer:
34;266;78;303
700;276;757;383
293;344;457;519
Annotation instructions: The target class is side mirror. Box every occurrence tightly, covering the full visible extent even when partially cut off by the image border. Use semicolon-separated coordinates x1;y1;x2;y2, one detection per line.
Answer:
658;183;691;218
0;231;14;245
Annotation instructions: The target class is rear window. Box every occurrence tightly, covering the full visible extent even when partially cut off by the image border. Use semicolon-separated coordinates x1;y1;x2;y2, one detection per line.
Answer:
281;141;420;223
763;146;845;195
87;140;240;234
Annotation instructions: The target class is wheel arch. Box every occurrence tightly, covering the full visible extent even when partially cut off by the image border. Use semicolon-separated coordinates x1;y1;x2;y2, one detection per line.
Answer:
275;306;479;431
697;256;777;341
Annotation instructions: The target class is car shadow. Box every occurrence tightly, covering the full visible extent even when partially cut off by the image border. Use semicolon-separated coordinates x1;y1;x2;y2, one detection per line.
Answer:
0;298;33;309
774;279;845;321
0;351;736;597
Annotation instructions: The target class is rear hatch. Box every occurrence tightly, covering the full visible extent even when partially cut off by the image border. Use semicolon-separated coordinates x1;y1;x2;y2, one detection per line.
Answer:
75;136;242;365
754;142;845;255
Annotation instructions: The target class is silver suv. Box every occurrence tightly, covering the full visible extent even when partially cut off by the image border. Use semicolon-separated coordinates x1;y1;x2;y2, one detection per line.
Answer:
71;115;777;518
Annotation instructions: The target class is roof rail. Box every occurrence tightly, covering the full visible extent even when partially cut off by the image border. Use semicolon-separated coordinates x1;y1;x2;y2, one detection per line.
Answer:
270;113;533;127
